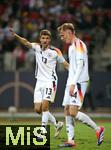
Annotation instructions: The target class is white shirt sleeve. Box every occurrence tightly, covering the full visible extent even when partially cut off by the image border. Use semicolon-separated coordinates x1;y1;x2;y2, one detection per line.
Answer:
31;43;40;52
72;59;84;85
70;40;85;85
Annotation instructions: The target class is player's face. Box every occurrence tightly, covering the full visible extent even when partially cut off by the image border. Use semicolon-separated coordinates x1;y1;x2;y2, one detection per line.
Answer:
62;29;72;43
40;35;51;49
59;29;65;41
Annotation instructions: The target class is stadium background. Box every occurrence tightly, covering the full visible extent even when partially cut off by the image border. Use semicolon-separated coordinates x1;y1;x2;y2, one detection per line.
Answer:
0;0;111;116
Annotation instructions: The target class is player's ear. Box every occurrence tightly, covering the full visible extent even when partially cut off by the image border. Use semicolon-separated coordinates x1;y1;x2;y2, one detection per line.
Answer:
67;30;72;34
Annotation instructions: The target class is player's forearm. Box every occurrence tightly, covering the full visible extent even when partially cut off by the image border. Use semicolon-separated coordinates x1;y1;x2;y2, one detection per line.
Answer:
14;33;32;49
14;33;27;45
63;61;69;70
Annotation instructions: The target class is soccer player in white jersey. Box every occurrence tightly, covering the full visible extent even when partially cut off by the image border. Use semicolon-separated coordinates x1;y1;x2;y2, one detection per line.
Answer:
9;28;69;137
57;23;104;147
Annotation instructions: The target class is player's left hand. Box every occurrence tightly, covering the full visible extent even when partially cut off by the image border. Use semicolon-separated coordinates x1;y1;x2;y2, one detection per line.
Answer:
69;84;75;96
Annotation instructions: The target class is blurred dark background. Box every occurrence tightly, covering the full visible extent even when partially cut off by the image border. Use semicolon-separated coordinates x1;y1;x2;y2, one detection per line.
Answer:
0;0;111;112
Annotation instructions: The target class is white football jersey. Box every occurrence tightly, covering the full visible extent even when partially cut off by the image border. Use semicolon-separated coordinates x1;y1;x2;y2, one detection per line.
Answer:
67;38;89;86
31;43;65;82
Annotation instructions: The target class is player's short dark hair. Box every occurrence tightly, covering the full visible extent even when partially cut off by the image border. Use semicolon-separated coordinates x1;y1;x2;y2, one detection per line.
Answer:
58;23;75;33
40;29;51;37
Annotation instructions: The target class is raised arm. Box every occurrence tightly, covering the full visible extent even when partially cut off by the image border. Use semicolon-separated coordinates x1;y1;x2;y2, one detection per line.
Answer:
9;28;32;49
55;47;69;70
57;48;69;70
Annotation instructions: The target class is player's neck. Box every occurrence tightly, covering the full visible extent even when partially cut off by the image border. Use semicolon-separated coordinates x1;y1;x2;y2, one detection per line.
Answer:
41;45;50;51
71;35;76;44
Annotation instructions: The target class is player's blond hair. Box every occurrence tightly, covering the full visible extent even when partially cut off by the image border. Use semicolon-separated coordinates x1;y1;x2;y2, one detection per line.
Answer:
57;23;75;33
